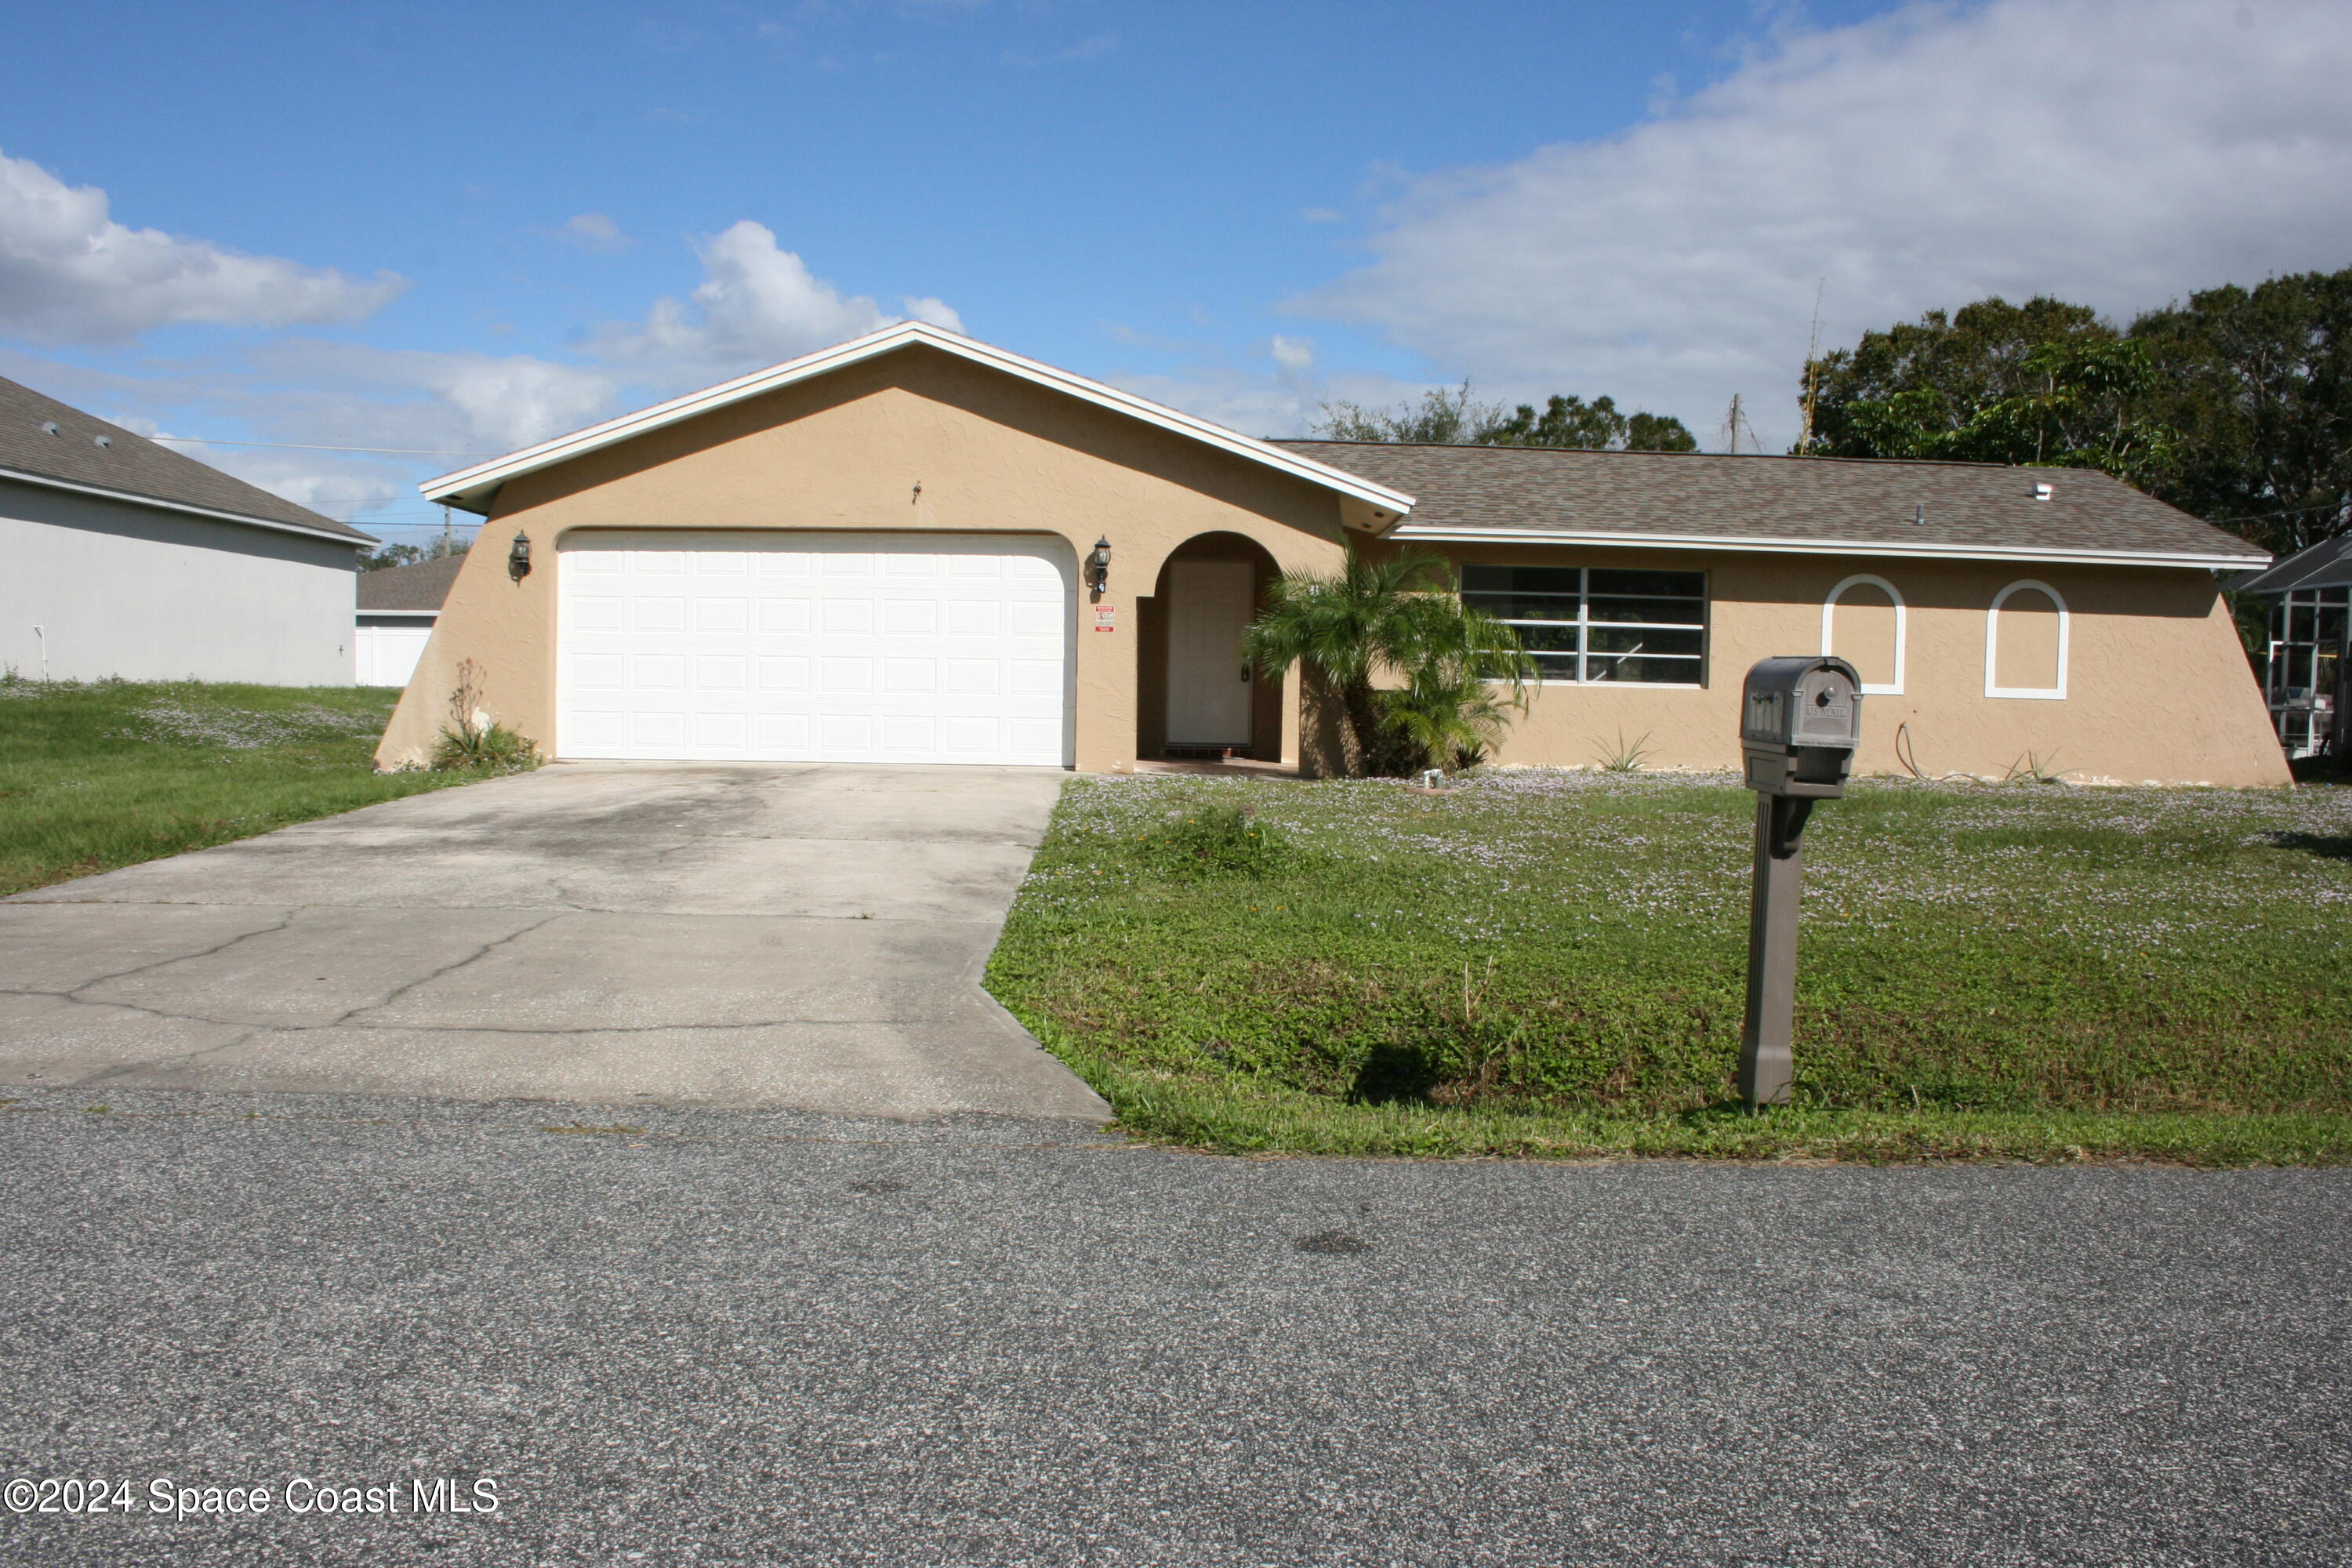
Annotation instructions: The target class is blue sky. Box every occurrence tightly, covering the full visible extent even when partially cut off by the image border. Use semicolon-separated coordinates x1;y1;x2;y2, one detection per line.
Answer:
4;0;2350;546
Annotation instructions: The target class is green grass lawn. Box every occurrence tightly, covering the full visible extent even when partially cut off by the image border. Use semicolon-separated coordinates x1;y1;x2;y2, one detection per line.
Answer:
985;769;2352;1165
0;677;485;897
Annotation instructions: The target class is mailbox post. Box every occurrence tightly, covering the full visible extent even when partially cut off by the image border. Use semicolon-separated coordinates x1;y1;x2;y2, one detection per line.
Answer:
1736;656;1863;1106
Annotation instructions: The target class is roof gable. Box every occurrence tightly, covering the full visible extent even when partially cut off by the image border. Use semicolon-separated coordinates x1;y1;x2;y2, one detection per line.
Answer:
422;323;1416;521
0;375;369;544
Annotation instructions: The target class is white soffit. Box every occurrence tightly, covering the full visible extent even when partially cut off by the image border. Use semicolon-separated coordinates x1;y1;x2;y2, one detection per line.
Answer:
419;322;1417;519
1393;526;2268;572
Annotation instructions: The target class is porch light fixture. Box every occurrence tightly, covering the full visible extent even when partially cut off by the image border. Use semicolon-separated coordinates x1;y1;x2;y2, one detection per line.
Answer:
508;530;532;582
1084;536;1112;594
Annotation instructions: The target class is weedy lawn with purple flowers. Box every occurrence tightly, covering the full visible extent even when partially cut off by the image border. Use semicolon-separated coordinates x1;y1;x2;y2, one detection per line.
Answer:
985;770;2352;1163
0;677;475;896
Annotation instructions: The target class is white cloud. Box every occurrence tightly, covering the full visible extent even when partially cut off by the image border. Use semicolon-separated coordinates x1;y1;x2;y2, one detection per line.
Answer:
555;212;633;252
1269;334;1315;374
1296;0;2352;449
0;149;405;345
1299;208;1344;224
249;339;622;454
592;220;963;387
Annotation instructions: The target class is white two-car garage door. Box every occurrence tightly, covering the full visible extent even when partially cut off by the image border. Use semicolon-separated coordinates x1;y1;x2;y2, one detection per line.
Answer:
557;532;1074;766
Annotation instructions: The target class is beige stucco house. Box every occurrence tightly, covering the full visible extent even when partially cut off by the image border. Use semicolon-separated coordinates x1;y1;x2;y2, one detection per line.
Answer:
377;323;2288;788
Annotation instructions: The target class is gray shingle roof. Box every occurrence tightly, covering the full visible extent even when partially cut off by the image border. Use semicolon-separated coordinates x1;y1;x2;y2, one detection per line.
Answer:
1274;441;2267;567
356;553;465;611
0;374;372;543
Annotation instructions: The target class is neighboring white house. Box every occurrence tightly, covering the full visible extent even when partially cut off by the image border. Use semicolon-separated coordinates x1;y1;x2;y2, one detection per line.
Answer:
355;554;462;688
1;374;372;684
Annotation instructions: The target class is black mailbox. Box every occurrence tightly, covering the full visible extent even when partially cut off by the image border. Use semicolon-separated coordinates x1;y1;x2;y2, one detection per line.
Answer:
1740;655;1863;799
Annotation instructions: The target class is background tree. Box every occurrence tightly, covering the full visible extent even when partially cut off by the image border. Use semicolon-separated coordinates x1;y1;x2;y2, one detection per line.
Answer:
2132;270;2352;556
1801;275;2352;554
362;534;471;572
1801;296;2173;481
1316;383;1697;452
1241;546;1535;777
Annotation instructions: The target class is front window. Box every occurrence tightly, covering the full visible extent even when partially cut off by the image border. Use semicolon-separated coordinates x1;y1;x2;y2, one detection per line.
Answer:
1461;564;1708;686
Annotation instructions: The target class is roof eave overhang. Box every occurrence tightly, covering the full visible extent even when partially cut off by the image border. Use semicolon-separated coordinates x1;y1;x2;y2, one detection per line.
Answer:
0;464;373;547
1389;525;2267;572
419;322;1418;522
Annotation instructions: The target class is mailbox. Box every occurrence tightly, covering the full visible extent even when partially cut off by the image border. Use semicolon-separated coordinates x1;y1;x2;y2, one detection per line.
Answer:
1740;655;1863;799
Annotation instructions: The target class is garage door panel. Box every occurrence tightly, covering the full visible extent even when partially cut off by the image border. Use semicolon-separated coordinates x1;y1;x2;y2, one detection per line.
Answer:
695;597;749;633
633;597;686;632
757;657;810;691
559;531;1072;765
694;655;748;691
822;599;875;633
757;598;811;633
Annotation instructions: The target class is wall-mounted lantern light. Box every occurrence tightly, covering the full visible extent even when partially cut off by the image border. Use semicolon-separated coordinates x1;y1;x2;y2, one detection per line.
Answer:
1084;536;1112;594
508;531;532;582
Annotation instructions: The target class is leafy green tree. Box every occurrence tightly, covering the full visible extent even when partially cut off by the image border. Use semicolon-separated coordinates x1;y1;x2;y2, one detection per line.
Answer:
2132;270;2352;555
1805;295;2117;452
1315;383;1697;452
1819;336;2175;483
1802;295;2176;481
1241;546;1535;777
1803;278;2352;552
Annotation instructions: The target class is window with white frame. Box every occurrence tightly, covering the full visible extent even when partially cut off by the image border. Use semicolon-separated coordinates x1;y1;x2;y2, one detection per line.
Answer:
1984;579;2070;699
1820;574;1906;695
1461;564;1708;685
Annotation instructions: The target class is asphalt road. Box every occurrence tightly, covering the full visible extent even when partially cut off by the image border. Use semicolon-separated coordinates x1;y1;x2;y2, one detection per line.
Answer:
2;1088;2346;1567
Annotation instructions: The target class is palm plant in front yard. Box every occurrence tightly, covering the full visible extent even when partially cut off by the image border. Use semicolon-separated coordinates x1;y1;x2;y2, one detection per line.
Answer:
1240;545;1536;776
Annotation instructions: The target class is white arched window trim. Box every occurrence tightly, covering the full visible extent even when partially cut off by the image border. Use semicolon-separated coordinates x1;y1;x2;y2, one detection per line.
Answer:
1820;573;1907;695
1984;579;2070;699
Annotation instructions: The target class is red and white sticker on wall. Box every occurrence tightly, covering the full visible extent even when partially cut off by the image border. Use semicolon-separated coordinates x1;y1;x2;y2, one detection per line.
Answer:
1093;605;1116;633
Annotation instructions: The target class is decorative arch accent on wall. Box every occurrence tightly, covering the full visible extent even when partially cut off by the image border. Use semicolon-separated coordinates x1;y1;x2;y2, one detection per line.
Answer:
1984;579;2070;699
1819;573;1907;695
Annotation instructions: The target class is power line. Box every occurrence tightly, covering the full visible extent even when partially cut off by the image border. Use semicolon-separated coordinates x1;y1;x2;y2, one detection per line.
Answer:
150;436;500;457
2201;499;2350;527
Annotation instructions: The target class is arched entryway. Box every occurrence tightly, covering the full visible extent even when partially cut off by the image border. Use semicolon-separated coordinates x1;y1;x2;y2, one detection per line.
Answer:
1137;532;1284;760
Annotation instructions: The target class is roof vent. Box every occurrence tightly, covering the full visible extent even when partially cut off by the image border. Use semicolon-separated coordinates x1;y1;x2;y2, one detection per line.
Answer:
40;421;59;436
93;434;112;449
1912;503;1926;526
2032;481;2053;501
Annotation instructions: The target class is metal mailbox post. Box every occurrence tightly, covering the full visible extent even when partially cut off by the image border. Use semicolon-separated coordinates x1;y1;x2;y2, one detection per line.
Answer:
1736;655;1864;1106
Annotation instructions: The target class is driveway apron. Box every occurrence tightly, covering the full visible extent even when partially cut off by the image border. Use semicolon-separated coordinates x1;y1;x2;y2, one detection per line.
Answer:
0;763;1109;1120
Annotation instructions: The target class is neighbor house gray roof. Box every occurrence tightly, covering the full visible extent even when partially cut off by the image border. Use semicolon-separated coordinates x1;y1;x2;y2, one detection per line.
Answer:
356;554;465;612
0;374;372;545
2229;535;2352;596
1276;441;2267;570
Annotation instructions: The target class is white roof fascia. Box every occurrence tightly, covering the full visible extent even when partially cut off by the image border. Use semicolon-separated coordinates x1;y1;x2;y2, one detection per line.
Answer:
420;321;1418;518
354;608;440;619
1390;525;2267;572
1;464;372;548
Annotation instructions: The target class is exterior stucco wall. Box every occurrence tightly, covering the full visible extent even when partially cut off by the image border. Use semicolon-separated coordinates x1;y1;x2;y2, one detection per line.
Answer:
376;345;1349;770
1429;542;2289;787
1;477;358;684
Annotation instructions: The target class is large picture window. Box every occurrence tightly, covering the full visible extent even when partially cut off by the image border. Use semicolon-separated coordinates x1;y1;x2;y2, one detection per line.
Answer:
1461;564;1708;686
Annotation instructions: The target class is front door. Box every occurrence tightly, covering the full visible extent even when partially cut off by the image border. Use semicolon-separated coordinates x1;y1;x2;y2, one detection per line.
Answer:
1165;559;1255;750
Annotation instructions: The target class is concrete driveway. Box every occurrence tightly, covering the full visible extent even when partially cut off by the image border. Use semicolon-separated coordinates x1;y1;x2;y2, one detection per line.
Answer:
0;763;1108;1121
